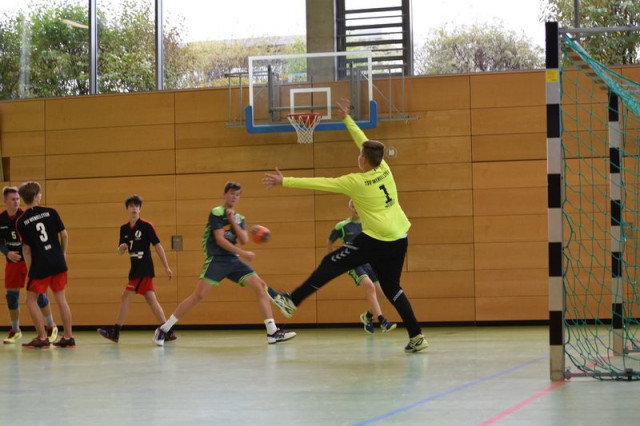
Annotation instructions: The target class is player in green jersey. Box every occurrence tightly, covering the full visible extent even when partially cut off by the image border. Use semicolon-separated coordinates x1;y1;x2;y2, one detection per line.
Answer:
263;99;427;353
329;199;396;334
152;182;296;346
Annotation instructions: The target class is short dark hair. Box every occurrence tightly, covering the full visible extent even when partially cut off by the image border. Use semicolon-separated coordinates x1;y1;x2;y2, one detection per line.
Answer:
125;194;143;208
18;181;41;204
362;140;385;168
224;181;242;193
3;186;18;198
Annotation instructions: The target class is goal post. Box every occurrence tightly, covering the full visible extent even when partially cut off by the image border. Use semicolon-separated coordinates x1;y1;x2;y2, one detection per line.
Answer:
546;21;640;381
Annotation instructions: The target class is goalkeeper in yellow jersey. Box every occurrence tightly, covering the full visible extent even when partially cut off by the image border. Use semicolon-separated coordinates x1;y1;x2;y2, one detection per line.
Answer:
262;99;427;353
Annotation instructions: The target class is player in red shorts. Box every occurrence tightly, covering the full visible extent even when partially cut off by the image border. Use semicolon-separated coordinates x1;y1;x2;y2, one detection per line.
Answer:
97;194;175;343
16;181;74;348
1;186;58;344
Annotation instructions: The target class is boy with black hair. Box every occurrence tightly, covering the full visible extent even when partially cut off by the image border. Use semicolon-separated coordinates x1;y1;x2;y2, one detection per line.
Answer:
97;194;175;343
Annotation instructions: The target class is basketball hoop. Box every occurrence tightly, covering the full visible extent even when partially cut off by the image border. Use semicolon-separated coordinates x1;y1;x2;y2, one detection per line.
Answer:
287;112;321;144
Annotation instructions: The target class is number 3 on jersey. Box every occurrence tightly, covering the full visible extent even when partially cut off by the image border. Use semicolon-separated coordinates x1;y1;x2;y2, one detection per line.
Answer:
35;222;49;242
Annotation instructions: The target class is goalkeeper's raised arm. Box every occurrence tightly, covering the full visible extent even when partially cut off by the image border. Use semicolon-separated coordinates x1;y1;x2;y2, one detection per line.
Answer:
336;98;367;148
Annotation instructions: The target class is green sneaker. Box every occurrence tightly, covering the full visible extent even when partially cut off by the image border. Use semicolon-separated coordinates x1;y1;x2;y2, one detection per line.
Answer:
380;320;397;333
359;312;374;334
404;334;428;353
265;286;296;318
3;329;22;344
46;325;58;343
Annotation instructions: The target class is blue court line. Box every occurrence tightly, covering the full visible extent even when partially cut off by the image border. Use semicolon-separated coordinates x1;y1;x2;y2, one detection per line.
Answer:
353;354;549;426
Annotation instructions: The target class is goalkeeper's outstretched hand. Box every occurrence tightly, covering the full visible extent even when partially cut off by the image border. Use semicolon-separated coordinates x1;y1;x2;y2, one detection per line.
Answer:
262;167;284;189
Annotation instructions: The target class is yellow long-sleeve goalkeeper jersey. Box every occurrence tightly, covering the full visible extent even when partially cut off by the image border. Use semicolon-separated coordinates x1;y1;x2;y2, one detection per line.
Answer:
283;116;411;241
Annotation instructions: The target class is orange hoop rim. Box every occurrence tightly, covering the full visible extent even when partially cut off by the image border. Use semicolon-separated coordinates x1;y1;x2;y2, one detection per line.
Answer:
287;112;322;119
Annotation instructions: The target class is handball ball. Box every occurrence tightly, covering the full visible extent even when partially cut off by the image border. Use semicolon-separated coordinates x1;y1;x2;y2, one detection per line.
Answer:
250;225;271;244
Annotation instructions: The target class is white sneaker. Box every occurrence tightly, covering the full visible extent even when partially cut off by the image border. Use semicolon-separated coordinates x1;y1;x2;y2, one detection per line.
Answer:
267;328;296;344
152;328;167;346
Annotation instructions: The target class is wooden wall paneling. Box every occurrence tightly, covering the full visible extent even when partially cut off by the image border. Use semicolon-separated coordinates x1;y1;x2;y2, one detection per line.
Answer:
409;217;474;245
66;227;126;254
393;163;473;191
176;122;297;149
46;124;175;155
408;243;474;272
401;270;475;298
45;175;176;204
176;144;314;174
45;150;176;179
45;92;175;130
473;187;547;216
56;200;176;229
1;131;45;156
0;99;44;132
473;214;547;243
472;133;546;162
313;136;472;169
401;190;473;218
472;160;546;189
475;269;547;297
8;155;45;181
403;74;471;111
469;71;545;108
409;298;476;322
174;88;230;123
476;296;547;321
474;242;547;270
470;106;546;136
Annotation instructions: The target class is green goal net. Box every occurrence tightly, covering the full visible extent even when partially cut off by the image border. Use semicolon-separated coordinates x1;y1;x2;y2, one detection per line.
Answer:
560;35;640;379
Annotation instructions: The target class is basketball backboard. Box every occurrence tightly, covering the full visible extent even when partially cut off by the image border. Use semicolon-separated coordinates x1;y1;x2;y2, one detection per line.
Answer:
245;51;378;134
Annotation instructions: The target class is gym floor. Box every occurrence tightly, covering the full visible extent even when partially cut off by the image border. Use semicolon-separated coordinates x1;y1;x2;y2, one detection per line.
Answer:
0;326;636;425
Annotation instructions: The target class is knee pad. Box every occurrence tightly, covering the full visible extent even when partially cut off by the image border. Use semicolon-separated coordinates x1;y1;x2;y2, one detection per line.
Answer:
37;293;50;308
5;291;19;310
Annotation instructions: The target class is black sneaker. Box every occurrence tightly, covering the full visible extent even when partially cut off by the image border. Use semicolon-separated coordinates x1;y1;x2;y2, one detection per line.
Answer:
97;327;119;343
22;337;50;349
53;337;76;348
153;328;167;346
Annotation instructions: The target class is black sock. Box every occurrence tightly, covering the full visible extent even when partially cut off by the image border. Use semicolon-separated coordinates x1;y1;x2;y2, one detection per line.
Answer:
114;324;122;333
377;315;386;324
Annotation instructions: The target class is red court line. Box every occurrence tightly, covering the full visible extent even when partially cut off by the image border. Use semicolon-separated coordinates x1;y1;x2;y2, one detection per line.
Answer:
478;353;613;425
477;380;567;425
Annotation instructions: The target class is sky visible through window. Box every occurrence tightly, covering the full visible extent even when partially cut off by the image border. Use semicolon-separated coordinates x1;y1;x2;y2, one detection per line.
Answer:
0;0;547;49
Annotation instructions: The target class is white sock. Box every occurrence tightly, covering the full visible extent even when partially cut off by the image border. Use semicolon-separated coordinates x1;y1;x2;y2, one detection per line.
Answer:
264;319;278;335
161;314;178;332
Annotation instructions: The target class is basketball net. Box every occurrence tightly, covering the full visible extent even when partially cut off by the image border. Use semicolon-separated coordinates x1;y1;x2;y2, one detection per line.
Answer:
287;113;321;144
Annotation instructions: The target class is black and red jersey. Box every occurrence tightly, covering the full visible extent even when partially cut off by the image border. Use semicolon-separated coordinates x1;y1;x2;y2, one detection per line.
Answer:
16;206;67;279
0;208;24;260
120;218;160;279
